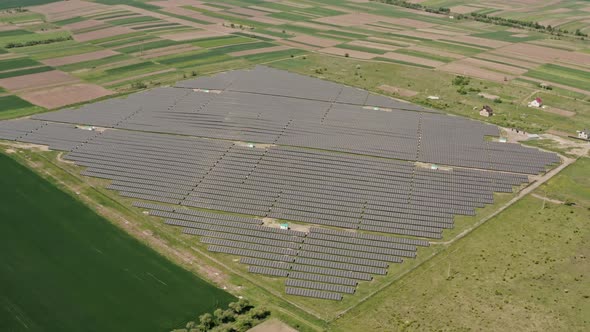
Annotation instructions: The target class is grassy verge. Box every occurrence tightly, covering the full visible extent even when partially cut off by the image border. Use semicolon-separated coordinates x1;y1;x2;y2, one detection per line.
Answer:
331;158;590;331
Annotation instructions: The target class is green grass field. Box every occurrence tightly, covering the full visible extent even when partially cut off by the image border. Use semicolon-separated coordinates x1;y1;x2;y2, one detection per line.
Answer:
0;153;235;332
331;157;590;331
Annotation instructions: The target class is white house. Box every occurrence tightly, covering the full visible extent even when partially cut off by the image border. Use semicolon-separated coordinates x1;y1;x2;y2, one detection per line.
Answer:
528;97;543;108
577;129;589;140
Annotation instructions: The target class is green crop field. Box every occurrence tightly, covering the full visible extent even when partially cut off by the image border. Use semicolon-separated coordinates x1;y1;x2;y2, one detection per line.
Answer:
525;64;590;91
0;0;59;10
0;66;53;79
331;158;590;331
0;95;42;120
0;153;235;332
115;39;180;53
0;57;40;71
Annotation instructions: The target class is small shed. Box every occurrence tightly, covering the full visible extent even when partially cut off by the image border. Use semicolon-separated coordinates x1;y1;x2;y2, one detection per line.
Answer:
577;129;589;140
479;105;493;117
528;97;543;108
279;223;289;230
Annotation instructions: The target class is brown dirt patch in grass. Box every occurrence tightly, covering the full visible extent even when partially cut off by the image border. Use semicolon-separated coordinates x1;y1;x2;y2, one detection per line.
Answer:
290;35;340;47
381;52;445;67
42;50;120;67
19;83;113;109
75;26;135;42
320;47;376;59
478;92;500;100
248;319;298;332
228;45;291;57
0;70;79;92
378;84;418;97
438;61;514;82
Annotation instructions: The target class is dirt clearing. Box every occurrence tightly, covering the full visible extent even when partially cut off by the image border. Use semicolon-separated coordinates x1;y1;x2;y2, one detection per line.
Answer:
378;84;418;97
438;61;514;82
19;83;113;109
0;70;79;92
248;319;298;332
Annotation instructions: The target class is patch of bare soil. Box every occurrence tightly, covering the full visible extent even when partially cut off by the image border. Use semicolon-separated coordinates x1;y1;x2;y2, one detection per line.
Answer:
247;319;298;332
378;84;418;97
19;83;113;109
0;70;79;92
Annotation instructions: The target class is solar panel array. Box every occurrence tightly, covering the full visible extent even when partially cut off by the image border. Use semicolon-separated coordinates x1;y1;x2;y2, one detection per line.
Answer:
132;203;423;300
28;66;558;173
0;67;561;300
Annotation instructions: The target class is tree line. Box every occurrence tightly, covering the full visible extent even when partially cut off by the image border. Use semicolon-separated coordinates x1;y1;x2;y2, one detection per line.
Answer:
5;36;73;49
371;0;588;38
175;298;271;332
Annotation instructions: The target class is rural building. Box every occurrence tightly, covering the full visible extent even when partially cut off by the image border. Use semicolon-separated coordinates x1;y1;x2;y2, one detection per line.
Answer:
577;129;589;140
479;105;493;117
528;97;543;108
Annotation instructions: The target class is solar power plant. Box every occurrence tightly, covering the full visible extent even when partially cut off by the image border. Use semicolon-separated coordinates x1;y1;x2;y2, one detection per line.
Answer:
0;66;560;300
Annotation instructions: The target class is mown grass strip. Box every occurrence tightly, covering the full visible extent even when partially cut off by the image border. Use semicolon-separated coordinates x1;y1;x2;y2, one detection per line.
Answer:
192;35;254;48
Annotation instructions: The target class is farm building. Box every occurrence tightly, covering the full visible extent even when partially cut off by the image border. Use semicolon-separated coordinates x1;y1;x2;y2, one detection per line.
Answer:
479;105;493;117
577;129;589;140
528;97;543;108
